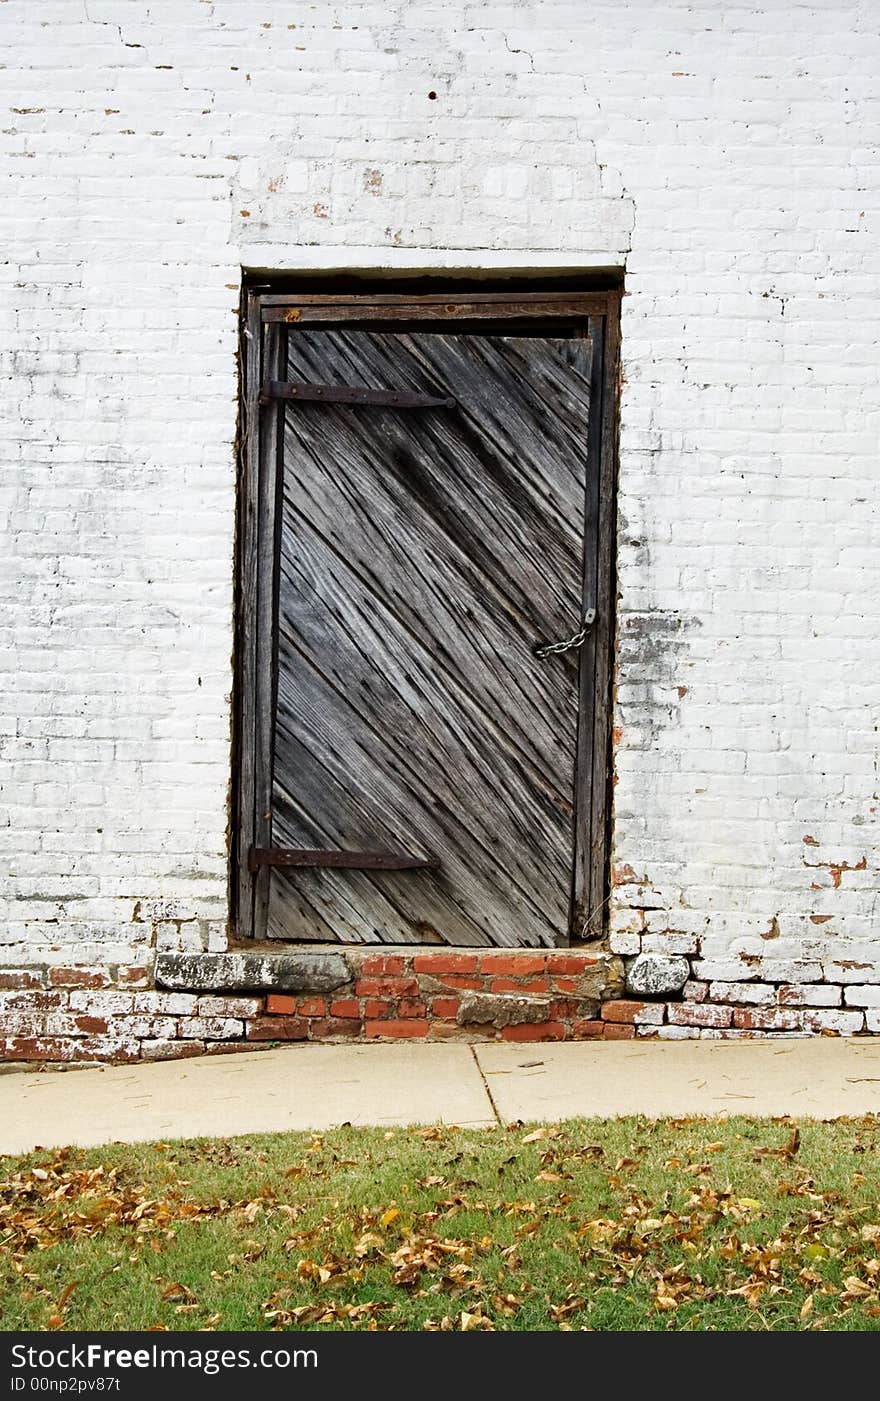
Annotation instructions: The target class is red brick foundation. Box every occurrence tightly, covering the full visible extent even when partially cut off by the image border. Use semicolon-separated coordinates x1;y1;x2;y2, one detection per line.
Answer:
246;949;619;1045
0;947;871;1064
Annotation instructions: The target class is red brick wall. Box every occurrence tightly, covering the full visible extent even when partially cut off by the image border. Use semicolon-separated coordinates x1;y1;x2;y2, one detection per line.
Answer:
0;948;870;1063
249;950;615;1045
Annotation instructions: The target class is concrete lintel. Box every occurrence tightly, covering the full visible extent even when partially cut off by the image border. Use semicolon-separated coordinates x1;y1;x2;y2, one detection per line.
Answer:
241;244;626;276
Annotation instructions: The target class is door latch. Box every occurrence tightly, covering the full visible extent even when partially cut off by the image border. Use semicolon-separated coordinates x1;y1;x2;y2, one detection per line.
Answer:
533;608;596;659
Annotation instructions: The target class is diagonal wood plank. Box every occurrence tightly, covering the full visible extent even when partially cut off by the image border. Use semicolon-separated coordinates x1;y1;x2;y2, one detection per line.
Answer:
267;328;594;946
271;565;572;944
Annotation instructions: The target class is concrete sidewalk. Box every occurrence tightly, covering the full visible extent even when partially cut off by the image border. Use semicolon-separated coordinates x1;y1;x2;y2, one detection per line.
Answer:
3;1038;880;1156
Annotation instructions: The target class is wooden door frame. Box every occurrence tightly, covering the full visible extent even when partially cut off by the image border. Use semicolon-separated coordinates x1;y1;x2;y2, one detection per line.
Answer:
233;287;621;944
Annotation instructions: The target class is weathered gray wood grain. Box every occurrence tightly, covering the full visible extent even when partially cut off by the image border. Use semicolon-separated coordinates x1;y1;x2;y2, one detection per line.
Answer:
572;318;604;938
261;293;611;324
252;323;285;939
587;304;621;935
266;328;596;946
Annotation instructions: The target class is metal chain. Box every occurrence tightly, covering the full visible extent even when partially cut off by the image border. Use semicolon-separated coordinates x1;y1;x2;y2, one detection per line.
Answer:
533;607;596;659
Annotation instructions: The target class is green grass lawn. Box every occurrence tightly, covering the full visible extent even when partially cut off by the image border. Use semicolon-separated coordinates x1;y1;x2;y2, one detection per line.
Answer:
3;1116;880;1332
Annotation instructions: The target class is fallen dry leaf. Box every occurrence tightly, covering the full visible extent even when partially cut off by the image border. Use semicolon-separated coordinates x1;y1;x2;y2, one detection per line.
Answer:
354;1232;384;1258
160;1282;196;1304
756;1128;801;1162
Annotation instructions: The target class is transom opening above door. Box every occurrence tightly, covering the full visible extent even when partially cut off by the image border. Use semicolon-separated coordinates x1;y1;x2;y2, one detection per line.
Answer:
235;289;620;949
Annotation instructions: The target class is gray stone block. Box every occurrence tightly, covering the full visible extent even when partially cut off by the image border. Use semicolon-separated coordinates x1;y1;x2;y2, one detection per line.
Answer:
457;992;550;1029
626;953;689;997
155;951;351;994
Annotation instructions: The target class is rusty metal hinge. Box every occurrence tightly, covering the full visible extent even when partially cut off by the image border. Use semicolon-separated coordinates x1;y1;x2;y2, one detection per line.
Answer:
259;381;456;409
248;847;441;873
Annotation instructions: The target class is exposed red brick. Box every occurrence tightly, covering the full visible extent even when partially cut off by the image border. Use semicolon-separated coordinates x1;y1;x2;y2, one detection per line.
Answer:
117;966;152;987
307;1018;362;1039
298;996;326;1018
329;999;360;1019
544;953;598;973
550;998;580;1019
431;997;459;1019
365;1019;429;1038
246;1017;308;1041
0;991;63;1011
0;971;44;990
72;1015;108;1035
501;1021;566;1041
549;976;580;994
428;1022;490;1041
480;954;546;975
355;976;418;997
571;1019;605;1037
49;968;111;989
732;1007;803;1031
611;863;635;886
0;1037;77;1062
603;1023;636;1040
412;953;479;974
360;954;407;976
667;1003;732;1028
398;998;427;1019
3;1036;139;1065
140;1039;205;1061
601;1000;650;1024
364;998;394;1019
489;977;550;994
265;993;298;1015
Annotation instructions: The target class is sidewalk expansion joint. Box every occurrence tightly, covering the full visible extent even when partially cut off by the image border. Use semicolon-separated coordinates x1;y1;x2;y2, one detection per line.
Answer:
469;1044;502;1125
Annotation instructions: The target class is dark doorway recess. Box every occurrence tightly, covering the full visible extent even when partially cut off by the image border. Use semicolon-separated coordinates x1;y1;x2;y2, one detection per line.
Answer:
235;287;620;948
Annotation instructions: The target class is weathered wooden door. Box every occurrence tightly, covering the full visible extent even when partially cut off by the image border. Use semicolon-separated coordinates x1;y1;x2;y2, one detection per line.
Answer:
237;292;618;947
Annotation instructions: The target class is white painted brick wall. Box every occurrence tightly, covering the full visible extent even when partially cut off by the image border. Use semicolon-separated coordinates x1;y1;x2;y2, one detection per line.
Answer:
2;1;878;991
